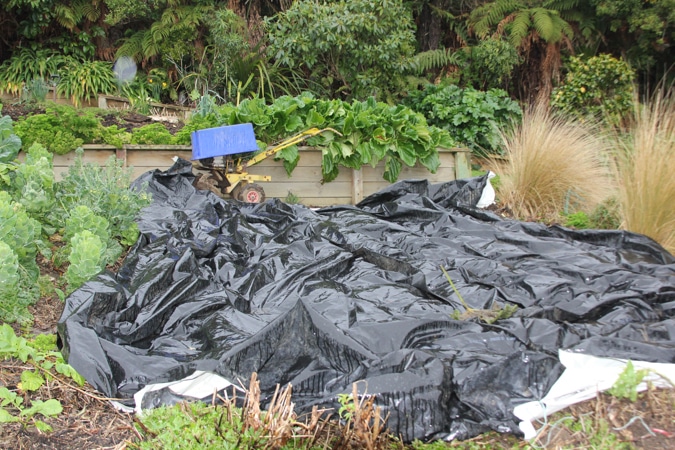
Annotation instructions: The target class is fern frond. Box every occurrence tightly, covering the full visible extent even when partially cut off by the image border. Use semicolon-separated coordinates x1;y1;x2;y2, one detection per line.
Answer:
80;1;101;22
116;32;145;61
54;4;77;30
150;21;172;43
412;48;462;73
509;10;532;47
469;0;522;37
531;8;556;42
544;0;580;12
142;31;161;59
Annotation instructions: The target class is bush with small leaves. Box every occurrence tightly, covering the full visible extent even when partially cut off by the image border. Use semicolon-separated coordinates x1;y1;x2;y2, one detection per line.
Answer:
551;54;635;126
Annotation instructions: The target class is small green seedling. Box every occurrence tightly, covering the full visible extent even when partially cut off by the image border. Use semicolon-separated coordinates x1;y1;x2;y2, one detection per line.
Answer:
608;361;649;402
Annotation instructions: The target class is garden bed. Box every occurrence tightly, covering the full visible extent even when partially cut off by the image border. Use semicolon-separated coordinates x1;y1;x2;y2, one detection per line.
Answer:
20;145;471;206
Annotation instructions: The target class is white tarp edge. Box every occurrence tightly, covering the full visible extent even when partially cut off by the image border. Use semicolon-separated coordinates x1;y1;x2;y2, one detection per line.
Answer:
514;350;675;440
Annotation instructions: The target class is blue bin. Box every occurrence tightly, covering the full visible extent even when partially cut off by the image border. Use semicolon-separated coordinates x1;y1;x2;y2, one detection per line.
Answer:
191;123;259;160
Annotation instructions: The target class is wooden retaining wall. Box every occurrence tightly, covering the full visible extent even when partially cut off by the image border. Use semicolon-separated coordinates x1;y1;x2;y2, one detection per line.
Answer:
29;144;471;206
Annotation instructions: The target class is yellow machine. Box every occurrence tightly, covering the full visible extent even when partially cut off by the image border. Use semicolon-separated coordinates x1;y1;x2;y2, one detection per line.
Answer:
191;124;338;203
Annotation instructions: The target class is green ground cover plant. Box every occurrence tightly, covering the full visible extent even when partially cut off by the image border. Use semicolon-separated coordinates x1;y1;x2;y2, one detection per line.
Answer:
0;325;84;432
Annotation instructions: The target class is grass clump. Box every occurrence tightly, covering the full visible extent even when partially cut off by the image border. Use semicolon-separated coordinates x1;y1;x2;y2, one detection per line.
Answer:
614;90;675;253
486;103;614;222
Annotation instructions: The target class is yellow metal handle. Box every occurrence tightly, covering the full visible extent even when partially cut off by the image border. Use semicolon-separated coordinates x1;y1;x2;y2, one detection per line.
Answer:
237;127;341;172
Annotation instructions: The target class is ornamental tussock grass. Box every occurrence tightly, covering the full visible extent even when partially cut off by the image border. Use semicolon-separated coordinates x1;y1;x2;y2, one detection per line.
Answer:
613;89;675;254
486;103;614;222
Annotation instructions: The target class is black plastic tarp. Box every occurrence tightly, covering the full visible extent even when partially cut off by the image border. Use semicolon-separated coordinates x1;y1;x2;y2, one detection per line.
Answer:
58;159;675;441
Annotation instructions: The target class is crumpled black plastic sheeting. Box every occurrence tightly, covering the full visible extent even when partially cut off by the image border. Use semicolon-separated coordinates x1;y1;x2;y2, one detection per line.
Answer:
58;159;675;442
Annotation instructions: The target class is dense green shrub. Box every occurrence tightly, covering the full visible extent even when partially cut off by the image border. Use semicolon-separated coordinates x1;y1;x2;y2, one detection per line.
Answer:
265;0;417;100
460;38;521;91
404;84;522;156
551;54;635;125
101;125;132;148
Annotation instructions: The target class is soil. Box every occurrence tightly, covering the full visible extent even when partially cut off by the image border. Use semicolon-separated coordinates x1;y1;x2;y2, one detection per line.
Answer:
0;103;673;449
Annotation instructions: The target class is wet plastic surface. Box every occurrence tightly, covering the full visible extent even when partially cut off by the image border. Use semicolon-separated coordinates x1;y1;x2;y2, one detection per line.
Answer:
58;159;675;442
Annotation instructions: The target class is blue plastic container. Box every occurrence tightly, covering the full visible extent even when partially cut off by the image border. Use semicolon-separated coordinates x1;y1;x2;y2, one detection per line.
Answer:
191;123;259;160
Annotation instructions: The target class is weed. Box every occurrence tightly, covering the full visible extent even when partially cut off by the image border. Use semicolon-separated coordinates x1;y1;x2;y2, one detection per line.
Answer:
284;191;301;204
441;266;518;324
608;361;649;402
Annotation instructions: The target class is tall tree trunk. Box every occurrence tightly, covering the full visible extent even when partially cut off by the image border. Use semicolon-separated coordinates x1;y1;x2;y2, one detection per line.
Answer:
416;0;451;51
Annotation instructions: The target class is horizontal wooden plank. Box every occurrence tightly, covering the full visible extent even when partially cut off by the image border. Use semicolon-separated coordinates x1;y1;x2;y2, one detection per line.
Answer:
127;151;192;168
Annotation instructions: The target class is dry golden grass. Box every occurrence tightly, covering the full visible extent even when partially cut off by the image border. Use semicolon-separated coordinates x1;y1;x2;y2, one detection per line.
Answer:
614;91;675;253
485;103;614;222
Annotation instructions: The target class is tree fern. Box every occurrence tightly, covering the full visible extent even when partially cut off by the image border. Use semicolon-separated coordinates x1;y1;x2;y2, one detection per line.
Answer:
470;0;522;38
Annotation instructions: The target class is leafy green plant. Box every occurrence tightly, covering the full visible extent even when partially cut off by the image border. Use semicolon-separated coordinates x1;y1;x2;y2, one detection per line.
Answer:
337;393;356;421
56;148;151;246
608;361;649;402
21;78;50;104
64;204;110;244
0;242;21;323
0;325;84;431
564;211;591;229
65;230;106;291
177;93;455;184
0;48;67;96
10;143;56;222
57;59;118;107
130;123;175;145
0;191;41;282
403;84;522;156
59;204;121;273
551;54;635;126
0;115;22;163
284;191;300;205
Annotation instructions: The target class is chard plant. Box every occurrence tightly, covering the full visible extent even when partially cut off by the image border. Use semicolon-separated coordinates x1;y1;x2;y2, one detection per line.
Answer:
177;93;456;183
